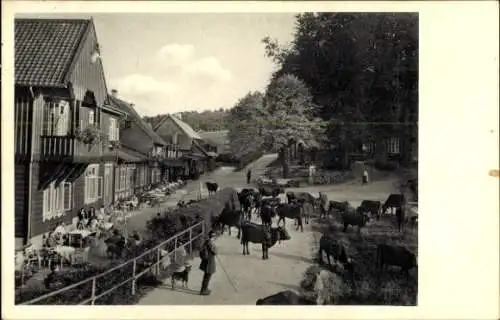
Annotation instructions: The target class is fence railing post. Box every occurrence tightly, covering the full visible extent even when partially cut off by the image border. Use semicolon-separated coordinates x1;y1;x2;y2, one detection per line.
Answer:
174;236;178;262
131;259;137;295
156;246;161;275
189;227;193;256
91;277;96;305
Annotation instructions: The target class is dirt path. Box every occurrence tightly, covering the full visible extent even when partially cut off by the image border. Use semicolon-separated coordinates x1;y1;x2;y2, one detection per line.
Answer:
138;216;317;305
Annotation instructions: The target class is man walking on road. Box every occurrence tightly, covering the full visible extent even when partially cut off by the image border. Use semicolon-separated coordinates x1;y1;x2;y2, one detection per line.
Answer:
246;169;252;184
199;230;217;295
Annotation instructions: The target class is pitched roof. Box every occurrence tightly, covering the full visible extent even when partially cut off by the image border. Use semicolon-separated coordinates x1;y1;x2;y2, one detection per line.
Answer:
199;130;229;146
15;18;91;87
109;95;167;146
153;114;202;140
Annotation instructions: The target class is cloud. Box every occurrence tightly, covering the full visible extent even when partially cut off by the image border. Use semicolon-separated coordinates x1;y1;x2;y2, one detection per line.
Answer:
184;56;232;83
156;44;195;67
113;74;176;97
111;45;234;116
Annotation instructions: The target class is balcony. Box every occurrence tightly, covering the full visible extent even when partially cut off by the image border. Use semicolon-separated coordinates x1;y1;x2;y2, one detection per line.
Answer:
166;144;183;159
39;135;103;162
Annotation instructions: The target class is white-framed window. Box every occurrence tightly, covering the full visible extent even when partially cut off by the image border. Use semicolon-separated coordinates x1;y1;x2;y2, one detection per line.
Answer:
387;137;400;154
109;117;119;141
84;164;102;204
43;100;70;136
89;110;95;125
42;181;72;221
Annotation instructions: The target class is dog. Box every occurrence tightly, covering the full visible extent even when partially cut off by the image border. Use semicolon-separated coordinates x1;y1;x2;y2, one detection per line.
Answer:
171;264;192;289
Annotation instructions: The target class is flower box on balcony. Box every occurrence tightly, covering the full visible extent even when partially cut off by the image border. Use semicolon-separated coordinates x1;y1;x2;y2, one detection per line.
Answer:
76;125;102;146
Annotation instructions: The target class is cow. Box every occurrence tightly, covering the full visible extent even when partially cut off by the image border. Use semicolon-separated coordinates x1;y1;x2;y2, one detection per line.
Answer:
259;204;277;227
360;200;382;220
376;244;417;276
256;290;314;305
214;207;243;239
328;201;350;215
205;182;219;196
318;192;329;218
341;209;370;233
318;235;354;271
382;194;405;215
276;202;304;231
259;186;283;198
240;222;291;259
238;190;255;220
287;191;317;211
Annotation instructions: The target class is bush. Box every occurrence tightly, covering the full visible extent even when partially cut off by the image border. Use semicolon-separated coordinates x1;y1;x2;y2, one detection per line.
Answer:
374;160;399;171
16;187;240;305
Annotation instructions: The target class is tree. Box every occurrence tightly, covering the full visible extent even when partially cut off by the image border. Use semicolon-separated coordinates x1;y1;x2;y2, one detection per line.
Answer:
226;91;267;157
263;13;418;167
260;74;326;178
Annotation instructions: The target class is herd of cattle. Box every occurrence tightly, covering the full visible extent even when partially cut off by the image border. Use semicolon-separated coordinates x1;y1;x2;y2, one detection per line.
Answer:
187;181;418;304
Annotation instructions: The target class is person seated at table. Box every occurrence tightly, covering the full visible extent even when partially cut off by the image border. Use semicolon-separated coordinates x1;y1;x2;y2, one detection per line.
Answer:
98;205;105;220
89;218;99;232
88;207;96;221
44;232;57;248
130;230;142;245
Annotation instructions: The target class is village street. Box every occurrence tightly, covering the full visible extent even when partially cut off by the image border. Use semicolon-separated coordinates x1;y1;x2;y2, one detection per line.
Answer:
138;154;401;305
124;154;279;234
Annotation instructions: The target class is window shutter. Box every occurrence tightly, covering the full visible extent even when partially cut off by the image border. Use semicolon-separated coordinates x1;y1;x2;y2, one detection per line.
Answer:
89;110;95;125
116;126;119;141
43;188;49;220
63;182;72;211
84;177;88;202
98;177;103;198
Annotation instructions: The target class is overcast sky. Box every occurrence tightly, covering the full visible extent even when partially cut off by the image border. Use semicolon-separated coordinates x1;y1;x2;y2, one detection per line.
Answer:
21;13;297;116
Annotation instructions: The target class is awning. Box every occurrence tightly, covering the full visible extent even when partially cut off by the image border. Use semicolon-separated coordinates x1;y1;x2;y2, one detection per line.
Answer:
183;153;205;161
206;152;218;158
103;149;147;163
162;158;186;167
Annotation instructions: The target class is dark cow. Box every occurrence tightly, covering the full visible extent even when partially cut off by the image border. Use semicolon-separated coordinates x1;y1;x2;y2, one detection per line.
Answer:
256;290;314;305
238;190;255;220
205;182;219;196
318;235;354;271
259;204;277;227
214;207;243;239
276;202;304;231
287;191;316;210
259;186;283;197
240;222;291;259
382;194;405;215
328;201;350;215
341;209;370;233
360;200;382;220
376;244;417;276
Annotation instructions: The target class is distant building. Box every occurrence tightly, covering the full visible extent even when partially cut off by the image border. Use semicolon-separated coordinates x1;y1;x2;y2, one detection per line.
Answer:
199;130;231;155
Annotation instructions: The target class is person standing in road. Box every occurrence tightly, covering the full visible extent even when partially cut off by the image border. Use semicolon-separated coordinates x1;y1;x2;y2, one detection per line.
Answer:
246;169;252;184
199;230;217;295
362;168;369;184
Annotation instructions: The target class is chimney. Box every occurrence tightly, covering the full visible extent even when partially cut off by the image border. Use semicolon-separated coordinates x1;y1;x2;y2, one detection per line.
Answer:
111;89;118;97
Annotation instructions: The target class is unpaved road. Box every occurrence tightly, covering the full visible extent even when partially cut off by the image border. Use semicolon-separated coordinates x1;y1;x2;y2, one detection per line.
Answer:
138;155;400;305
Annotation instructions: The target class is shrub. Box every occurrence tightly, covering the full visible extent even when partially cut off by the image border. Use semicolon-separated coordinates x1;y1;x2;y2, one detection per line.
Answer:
374;160;399;171
17;187;240;305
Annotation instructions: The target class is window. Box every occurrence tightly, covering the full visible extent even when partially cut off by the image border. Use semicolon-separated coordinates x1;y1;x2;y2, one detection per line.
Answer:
84;164;102;204
387;137;400;154
43;181;72;221
43;100;70;136
126;167;135;190
89;110;95;125
109;118;119;141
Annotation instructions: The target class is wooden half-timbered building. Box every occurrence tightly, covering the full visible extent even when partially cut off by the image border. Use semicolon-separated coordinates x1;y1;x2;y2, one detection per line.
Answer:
152;114;211;180
108;91;168;200
14;18;127;247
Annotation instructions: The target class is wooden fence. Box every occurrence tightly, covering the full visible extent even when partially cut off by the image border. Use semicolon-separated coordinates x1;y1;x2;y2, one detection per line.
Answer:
20;221;205;305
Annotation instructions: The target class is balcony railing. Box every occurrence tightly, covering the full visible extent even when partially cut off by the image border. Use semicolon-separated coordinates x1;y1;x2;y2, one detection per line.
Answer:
40;135;103;160
166;144;182;159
